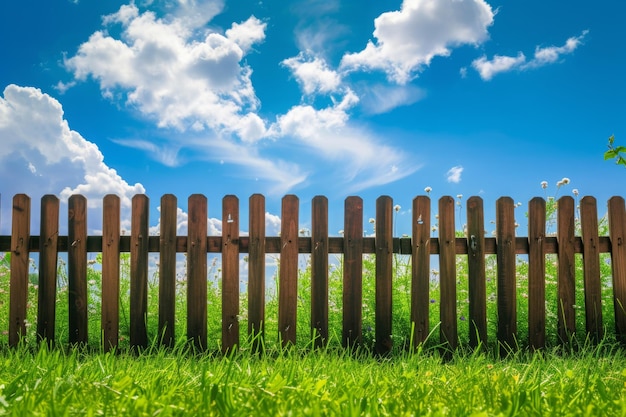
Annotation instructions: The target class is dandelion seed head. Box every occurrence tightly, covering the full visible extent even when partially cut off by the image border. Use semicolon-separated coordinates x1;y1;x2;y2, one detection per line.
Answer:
394;204;401;212
572;189;579;196
541;181;548;189
424;186;432;193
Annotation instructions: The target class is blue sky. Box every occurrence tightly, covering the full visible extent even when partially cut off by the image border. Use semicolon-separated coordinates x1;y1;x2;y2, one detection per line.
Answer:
0;0;624;237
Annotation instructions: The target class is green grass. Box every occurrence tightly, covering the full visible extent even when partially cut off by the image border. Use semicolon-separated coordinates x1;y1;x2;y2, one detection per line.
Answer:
1;342;626;416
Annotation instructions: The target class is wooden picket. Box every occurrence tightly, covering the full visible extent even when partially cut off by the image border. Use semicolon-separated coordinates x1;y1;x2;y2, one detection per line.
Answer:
1;193;626;355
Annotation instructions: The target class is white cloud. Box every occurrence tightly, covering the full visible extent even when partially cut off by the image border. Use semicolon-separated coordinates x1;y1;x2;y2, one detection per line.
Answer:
359;84;426;115
446;165;463;183
282;53;342;95
527;30;588;68
64;4;266;139
471;53;526;81
0;84;145;232
340;0;494;84
472;30;588;80
225;16;266;53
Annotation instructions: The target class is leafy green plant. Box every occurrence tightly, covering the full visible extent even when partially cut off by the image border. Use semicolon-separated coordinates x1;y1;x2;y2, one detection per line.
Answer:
605;135;626;167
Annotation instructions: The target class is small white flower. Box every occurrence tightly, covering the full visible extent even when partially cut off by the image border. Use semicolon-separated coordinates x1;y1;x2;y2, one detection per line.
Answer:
394;204;401;212
456;194;463;199
424;186;432;193
572;189;579;196
561;177;570;185
541;181;548;189
368;218;375;224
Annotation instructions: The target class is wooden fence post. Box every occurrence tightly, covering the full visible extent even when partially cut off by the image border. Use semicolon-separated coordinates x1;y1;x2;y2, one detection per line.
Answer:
68;195;88;346
130;194;149;350
528;197;546;350
37;195;59;345
222;195;240;353
557;196;576;344
279;195;299;347
311;196;329;347
439;196;457;353
187;194;207;350
467;196;486;348
158;194;177;347
9;194;30;347
102;194;120;352
496;197;516;355
411;195;430;347
248;194;266;353
375;196;393;355
343;196;363;348
580;196;603;341
608;196;626;343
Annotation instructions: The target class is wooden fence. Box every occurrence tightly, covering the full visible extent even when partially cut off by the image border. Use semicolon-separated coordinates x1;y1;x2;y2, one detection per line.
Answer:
1;193;626;355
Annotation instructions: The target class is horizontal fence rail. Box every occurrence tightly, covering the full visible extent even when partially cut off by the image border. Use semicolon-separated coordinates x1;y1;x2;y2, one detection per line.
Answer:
1;193;625;355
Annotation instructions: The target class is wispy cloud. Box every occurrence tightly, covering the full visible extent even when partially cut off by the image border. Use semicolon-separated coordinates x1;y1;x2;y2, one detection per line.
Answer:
446;165;463;183
472;30;588;80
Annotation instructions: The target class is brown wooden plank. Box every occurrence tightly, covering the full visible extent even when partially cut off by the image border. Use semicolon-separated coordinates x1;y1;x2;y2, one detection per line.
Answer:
248;194;265;353
130;194;149;349
222;195;240;353
278;195;299;347
466;196;486;348
0;228;613;256
9;194;30;347
311;196;329;347
528;197;546;350
68;194;88;346
557;196;576;343
187;194;207;350
411;195;430;347
439;196;457;352
580;196;603;341
496;197;516;354
375;196;393;355
158;194;177;347
608;196;626;343
102;194;120;351
343;196;363;348
37;195;59;344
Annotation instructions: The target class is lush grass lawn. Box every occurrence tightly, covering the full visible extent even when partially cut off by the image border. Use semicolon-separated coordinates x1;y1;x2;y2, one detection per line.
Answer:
1;342;626;416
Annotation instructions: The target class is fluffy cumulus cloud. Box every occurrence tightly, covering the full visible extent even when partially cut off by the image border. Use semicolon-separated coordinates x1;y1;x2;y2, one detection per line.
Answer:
0;84;145;232
65;3;267;141
282;53;342;95
340;0;494;84
472;30;588;80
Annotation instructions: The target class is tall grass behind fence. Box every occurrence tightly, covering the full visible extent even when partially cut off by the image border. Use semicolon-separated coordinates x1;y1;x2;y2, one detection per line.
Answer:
1;193;626;355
